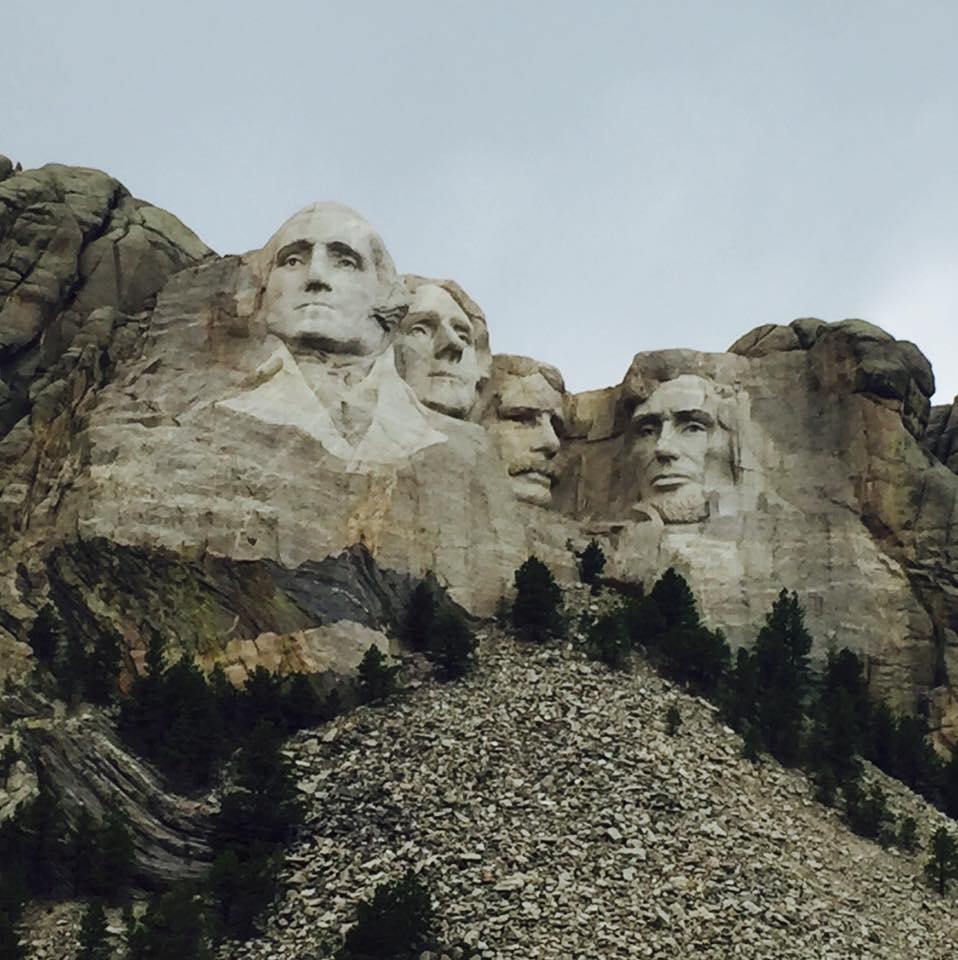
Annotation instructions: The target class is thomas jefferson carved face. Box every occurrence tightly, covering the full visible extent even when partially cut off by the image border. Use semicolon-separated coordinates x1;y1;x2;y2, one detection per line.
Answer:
481;360;565;507
396;284;483;418
631;374;721;523
260;204;393;358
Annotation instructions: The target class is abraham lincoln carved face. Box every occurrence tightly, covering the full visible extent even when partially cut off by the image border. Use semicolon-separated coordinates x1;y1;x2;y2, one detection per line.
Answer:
629;374;734;524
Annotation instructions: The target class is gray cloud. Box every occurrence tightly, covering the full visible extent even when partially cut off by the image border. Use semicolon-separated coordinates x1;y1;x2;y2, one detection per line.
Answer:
3;0;956;398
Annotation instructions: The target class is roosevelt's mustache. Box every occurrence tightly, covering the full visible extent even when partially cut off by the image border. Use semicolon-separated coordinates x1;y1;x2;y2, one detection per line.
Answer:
507;458;557;479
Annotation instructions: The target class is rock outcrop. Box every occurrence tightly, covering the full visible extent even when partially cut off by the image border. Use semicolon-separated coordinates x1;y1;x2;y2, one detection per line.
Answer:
927;397;958;475
1;158;958;829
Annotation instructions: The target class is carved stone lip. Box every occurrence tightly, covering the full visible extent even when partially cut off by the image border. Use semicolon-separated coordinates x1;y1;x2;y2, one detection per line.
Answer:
649;472;692;489
513;468;554;486
294;301;335;310
428;371;465;381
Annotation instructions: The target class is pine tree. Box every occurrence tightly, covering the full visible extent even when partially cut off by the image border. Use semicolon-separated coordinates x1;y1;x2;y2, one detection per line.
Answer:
238;666;287;732
649;568;699;632
81;627;122;706
207;845;280;943
621;595;665;650
941;750;958;820
809;648;871;783
577;539;606;592
154;657;223;790
752;589;813;765
284;673;324;731
28;604;62;667
357;646;400;704
0;907;22;960
400;581;436;651
75;809;135;899
512;556;564;644
898;817;919;854
0;742;17;780
659;624;730;695
925;827;958;895
56;629;88;703
127;884;210;960
587;609;630;670
337;870;437;960
77;900;111;960
214;721;303;855
427;608;477;681
866;701;897;773
0;871;25;960
665;705;682;736
842;779;894;844
725;647;759;733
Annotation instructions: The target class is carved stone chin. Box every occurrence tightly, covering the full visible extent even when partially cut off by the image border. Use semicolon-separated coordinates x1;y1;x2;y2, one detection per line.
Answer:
638;483;710;524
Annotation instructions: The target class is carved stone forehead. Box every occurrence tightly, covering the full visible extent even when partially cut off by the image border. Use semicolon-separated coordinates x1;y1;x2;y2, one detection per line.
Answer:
405;284;471;328
497;372;564;416
263;202;396;280
636;374;715;416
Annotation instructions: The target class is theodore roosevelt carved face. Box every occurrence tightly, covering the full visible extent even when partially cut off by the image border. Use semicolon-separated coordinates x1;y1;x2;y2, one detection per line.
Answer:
630;374;730;524
395;279;491;418
479;356;566;507
259;203;397;358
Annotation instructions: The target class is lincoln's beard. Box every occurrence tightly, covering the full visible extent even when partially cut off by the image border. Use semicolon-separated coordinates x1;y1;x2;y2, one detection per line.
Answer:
641;483;709;524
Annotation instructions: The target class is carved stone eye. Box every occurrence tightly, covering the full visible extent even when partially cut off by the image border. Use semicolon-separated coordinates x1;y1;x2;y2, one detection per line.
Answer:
282;254;304;268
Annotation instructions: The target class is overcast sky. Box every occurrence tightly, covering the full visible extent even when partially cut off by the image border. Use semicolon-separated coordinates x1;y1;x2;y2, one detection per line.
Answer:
4;1;957;400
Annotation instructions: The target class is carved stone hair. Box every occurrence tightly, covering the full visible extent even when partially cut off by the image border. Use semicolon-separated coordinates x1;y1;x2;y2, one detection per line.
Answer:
474;353;567;422
401;274;492;377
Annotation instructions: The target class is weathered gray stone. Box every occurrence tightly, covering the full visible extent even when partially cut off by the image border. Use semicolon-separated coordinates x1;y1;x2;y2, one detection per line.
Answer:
1;166;958;756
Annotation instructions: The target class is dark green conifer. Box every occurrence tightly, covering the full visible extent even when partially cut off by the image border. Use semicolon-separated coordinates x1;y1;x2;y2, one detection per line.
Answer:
28;603;62;668
587;609;630;671
751;589;813;765
649;568;699;631
512;556;564;644
577;539;606;593
665;705;682;737
127;884;210;960
284;673;324;731
337;870;437;960
401;581;436;651
77;900;111;960
925;827;958;895
357;646;400;704
427;608;477;681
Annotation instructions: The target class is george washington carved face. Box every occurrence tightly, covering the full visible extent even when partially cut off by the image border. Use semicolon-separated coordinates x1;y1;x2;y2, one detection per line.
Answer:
259;203;397;358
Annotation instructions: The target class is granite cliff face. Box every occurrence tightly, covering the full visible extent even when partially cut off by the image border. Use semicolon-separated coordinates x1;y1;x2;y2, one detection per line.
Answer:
1;158;957;754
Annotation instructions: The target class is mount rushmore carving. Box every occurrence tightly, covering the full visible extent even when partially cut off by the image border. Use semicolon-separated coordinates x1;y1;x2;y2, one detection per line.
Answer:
0;160;956;747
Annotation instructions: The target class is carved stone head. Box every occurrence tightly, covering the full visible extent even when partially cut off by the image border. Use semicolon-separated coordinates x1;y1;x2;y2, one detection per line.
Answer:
255;202;400;358
627;373;735;523
396;276;491;418
478;355;566;507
